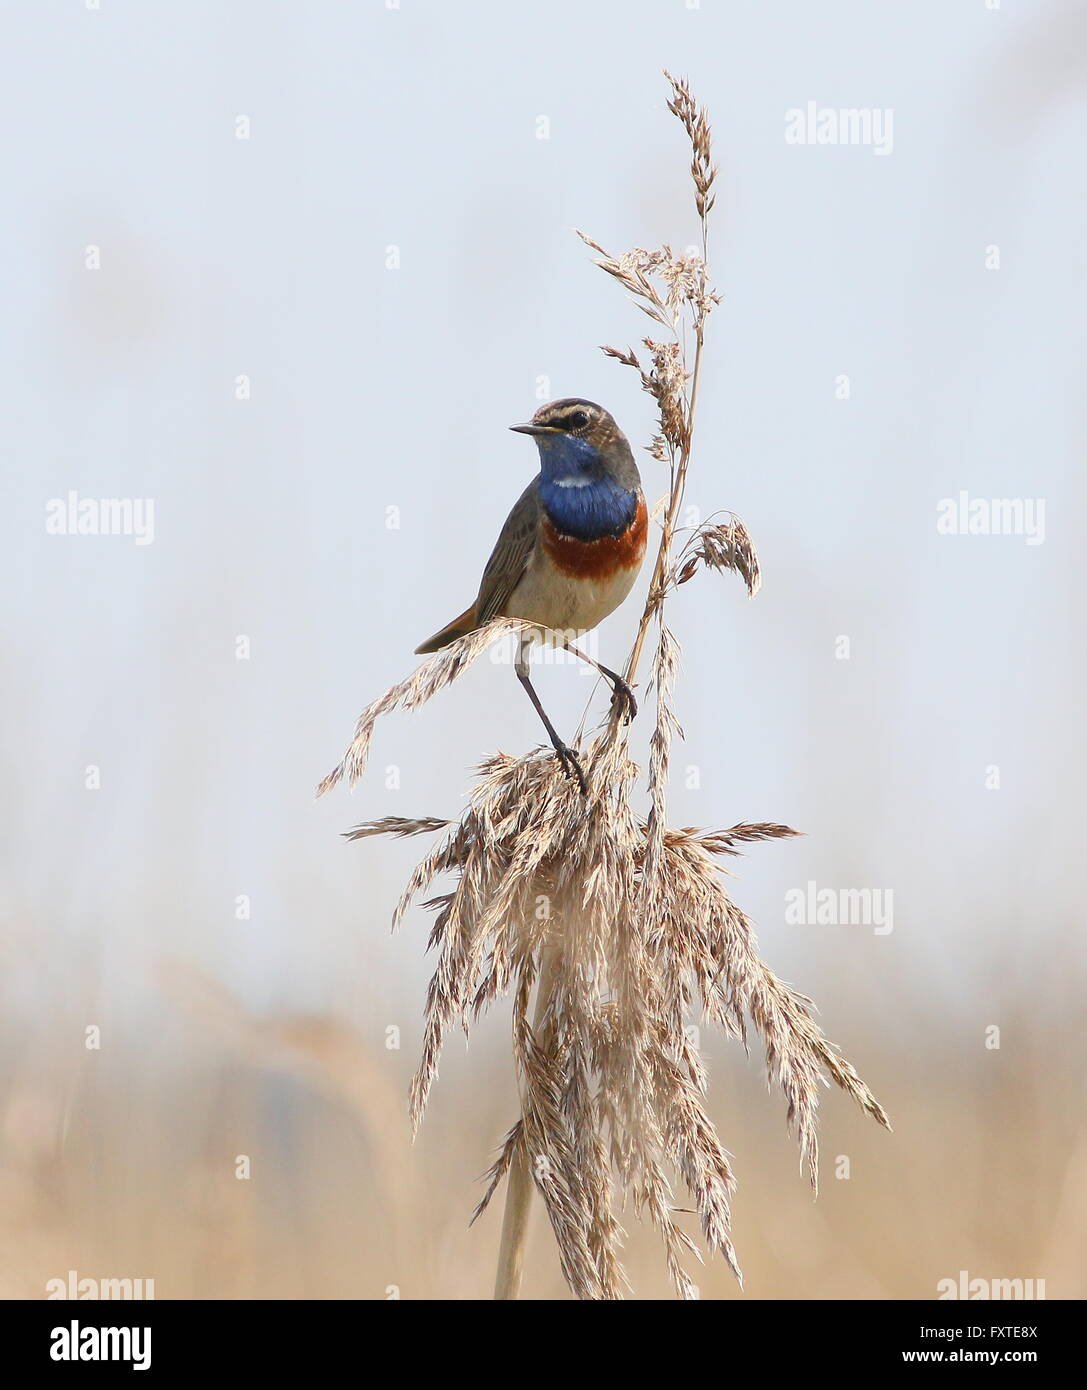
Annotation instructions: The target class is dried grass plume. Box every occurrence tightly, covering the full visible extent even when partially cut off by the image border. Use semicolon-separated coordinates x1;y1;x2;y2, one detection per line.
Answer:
318;73;888;1300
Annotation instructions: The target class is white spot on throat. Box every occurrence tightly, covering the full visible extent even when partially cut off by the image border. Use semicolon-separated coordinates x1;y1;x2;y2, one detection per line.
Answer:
553;475;593;488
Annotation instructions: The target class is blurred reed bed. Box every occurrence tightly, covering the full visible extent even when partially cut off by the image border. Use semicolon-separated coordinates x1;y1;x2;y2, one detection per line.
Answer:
1;944;1083;1299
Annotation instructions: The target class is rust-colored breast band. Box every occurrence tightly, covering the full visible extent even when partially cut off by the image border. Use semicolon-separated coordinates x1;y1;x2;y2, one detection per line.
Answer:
541;495;648;580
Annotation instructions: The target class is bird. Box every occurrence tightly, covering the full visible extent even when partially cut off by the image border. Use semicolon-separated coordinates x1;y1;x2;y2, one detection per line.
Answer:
415;397;647;792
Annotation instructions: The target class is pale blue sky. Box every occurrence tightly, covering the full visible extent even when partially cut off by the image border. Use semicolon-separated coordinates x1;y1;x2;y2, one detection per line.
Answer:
3;1;1083;1050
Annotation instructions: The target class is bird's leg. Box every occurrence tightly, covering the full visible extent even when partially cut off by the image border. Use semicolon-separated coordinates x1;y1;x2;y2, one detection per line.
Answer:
515;643;588;795
561;639;638;724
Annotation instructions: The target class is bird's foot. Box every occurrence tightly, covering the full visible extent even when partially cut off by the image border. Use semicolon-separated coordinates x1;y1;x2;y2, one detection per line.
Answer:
553;743;589;796
608;675;638;724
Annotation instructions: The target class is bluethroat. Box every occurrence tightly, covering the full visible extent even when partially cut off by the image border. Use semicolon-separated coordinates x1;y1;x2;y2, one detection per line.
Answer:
416;398;647;792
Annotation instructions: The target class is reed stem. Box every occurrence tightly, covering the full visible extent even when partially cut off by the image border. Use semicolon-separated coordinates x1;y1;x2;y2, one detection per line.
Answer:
493;947;558;1299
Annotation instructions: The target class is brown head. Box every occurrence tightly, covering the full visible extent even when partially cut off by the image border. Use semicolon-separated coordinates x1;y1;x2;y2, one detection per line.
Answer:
509;398;639;490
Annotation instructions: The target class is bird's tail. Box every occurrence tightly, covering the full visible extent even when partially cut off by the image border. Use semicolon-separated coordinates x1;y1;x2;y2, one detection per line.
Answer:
414;604;478;654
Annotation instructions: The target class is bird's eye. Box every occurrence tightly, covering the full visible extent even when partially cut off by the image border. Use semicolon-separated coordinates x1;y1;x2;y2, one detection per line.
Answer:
568;410;589;430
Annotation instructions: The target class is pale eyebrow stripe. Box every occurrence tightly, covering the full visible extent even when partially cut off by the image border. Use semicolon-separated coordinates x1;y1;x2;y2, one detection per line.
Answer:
538;408;589;429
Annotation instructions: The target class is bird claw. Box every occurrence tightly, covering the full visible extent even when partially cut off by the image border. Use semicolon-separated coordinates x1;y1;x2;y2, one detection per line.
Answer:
554;743;589;796
609;677;638;724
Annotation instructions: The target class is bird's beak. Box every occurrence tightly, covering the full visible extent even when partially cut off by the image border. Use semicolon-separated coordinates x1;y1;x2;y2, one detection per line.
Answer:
509;421;548;436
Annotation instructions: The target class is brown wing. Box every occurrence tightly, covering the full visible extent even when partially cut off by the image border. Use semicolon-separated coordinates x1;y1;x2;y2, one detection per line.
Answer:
473;481;540;623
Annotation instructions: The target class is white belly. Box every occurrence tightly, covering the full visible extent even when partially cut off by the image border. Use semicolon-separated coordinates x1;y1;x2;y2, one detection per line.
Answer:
504;553;640;635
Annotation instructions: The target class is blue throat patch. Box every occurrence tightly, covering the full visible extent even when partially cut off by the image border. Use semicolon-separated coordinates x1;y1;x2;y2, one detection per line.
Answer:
536;435;637;542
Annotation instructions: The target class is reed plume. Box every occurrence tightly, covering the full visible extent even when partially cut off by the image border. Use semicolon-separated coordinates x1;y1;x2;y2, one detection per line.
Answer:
318;73;888;1300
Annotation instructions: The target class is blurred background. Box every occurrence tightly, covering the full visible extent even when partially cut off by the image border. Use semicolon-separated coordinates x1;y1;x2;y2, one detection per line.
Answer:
2;0;1084;1299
